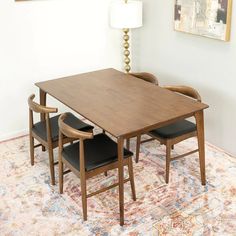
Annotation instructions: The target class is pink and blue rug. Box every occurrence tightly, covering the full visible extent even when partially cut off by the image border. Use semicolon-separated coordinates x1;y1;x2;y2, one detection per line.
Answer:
0;134;236;235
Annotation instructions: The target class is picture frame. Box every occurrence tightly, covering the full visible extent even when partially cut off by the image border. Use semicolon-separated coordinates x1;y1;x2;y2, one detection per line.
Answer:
174;0;232;41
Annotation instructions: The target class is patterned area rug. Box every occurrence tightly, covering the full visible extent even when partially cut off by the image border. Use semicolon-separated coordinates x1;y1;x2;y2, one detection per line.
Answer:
1;133;236;235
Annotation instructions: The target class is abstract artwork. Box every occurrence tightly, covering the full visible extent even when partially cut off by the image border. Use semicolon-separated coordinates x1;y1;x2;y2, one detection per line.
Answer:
174;0;232;41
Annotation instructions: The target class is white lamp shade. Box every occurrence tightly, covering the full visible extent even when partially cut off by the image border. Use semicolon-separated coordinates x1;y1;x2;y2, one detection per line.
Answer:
110;0;143;29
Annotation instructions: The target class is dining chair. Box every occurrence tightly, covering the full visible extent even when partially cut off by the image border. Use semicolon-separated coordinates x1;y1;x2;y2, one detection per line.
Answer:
58;113;136;221
135;86;202;183
28;94;94;185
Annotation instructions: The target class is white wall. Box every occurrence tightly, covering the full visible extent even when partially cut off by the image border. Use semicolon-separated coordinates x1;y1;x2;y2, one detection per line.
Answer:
0;0;122;141
1;0;235;156
132;0;236;155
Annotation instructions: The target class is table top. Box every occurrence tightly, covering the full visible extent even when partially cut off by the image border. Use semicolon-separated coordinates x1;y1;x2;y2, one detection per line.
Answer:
36;68;208;138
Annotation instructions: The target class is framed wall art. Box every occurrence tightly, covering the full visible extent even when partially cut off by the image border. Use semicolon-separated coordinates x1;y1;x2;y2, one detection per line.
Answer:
174;0;232;41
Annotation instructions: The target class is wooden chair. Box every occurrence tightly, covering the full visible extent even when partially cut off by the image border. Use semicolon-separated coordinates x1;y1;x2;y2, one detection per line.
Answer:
28;94;93;185
136;86;202;184
125;72;159;151
58;113;136;221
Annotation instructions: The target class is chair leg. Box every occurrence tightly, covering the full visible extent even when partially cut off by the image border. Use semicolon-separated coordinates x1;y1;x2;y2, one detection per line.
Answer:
128;157;136;201
104;171;108;176
135;135;141;163
48;148;55;185
165;142;171;184
59;160;64;194
29;134;34;166
171;145;174;150
81;178;87;221
126;138;130;150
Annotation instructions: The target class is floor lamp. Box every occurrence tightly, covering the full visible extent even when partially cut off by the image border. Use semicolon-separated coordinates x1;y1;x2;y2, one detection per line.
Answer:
110;0;143;73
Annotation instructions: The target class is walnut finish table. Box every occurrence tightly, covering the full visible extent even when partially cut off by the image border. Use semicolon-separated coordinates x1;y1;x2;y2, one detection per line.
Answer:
35;68;209;226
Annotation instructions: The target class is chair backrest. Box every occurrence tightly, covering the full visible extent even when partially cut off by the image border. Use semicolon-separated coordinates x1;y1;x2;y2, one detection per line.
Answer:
28;94;58;143
58;113;93;140
28;94;58;114
130;72;159;85
163;85;202;102
58;113;93;175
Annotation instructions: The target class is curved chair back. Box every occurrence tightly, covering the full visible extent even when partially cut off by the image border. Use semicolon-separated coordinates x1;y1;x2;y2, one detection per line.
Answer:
130;72;159;85
28;94;58;151
28;94;58;114
58;113;93;140
163;85;201;102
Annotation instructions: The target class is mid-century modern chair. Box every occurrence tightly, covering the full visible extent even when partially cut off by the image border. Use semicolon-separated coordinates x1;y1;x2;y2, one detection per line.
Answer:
28;94;93;185
58;113;136;221
136;86;202;184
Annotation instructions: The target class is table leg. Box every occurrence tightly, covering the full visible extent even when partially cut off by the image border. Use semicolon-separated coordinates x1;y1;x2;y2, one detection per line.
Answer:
195;110;206;185
40;89;47;151
39;89;47;121
118;137;124;226
126;138;130;150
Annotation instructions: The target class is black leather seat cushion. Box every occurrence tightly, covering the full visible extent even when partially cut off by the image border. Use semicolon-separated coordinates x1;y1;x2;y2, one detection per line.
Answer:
62;133;133;172
149;120;196;139
32;112;93;142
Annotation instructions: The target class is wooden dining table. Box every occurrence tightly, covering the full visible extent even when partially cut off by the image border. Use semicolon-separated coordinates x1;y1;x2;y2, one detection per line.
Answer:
35;68;209;226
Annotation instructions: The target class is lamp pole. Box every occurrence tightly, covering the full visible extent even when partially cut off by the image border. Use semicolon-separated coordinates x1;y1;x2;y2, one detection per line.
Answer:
123;28;131;73
123;0;131;73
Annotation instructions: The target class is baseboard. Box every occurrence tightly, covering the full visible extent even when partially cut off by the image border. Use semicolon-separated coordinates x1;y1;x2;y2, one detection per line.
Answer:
0;129;28;143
